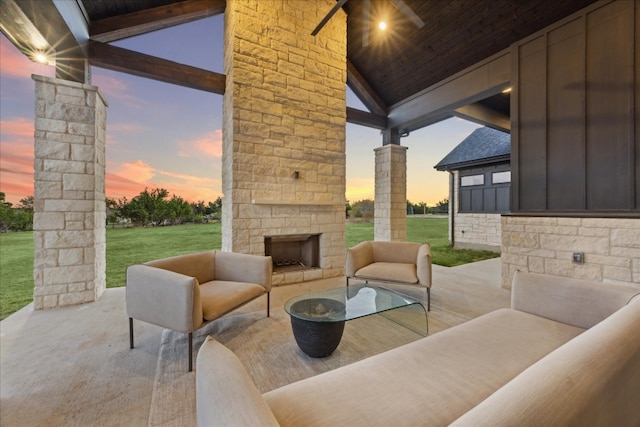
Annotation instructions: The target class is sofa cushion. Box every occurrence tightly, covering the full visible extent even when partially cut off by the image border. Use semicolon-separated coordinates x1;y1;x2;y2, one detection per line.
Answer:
356;262;418;284
264;308;584;427
200;280;266;321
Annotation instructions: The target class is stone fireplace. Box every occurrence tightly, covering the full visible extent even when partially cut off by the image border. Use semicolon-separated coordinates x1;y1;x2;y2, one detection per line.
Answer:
265;234;321;273
222;0;347;286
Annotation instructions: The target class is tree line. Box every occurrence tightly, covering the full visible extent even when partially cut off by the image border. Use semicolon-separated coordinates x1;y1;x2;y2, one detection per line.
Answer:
346;198;448;219
0;193;34;232
0;188;222;232
107;188;222;227
1;188;448;231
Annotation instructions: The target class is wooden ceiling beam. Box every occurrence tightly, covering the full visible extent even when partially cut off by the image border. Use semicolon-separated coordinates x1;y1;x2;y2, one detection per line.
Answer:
88;41;225;94
90;0;225;43
453;103;511;132
346;107;387;130
347;60;387;117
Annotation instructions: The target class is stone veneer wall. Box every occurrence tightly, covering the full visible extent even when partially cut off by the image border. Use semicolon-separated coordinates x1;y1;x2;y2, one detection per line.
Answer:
450;171;502;251
32;75;108;309
454;213;502;251
223;0;346;285
501;216;640;289
374;144;407;241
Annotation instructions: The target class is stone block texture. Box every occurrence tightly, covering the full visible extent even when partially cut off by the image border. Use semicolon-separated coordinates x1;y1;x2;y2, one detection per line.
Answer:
448;170;502;252
222;0;346;284
32;75;107;309
374;144;408;241
501;216;640;289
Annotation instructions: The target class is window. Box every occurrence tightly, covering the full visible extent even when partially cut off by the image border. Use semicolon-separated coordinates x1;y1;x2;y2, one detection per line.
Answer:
460;174;484;186
492;171;511;184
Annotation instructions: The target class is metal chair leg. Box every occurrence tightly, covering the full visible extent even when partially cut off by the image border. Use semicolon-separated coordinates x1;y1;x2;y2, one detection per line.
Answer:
267;292;271;317
129;318;134;349
188;332;193;372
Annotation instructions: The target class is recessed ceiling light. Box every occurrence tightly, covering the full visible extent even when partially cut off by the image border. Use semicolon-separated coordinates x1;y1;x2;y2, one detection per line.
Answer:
33;52;49;64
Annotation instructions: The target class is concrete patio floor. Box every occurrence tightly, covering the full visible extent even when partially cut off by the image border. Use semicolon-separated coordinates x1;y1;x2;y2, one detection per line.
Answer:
0;258;509;426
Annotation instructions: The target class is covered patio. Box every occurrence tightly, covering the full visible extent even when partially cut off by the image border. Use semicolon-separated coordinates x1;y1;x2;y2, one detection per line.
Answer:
1;0;639;424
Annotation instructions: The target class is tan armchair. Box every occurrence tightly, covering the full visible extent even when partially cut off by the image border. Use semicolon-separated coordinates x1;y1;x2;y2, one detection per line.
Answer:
346;241;432;310
126;250;272;371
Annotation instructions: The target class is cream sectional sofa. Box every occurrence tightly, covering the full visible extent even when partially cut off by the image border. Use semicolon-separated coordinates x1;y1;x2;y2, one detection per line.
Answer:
196;272;640;426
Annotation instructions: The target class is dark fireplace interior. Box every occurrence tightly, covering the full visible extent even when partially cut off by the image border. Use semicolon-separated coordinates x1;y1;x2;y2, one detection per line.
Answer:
265;234;321;272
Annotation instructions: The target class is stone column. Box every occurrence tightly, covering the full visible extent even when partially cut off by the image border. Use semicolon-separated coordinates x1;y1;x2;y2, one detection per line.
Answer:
374;144;408;241
32;75;108;309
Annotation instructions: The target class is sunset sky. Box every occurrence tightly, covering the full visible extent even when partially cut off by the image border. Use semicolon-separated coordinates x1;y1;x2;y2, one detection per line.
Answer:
0;14;479;207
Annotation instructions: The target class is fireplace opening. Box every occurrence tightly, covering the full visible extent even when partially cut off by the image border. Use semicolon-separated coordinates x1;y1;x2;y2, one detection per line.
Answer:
265;234;321;273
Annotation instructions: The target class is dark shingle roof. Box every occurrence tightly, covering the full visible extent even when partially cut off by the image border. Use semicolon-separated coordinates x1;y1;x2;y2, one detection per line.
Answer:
434;127;510;171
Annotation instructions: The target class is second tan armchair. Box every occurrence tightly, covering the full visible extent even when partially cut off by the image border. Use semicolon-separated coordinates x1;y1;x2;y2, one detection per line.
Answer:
346;241;432;310
126;250;272;371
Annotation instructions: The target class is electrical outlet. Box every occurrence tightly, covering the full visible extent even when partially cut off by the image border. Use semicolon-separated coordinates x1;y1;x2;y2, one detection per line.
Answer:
572;252;584;264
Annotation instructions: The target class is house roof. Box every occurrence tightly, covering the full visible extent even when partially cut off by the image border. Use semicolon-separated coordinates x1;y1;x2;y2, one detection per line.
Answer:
434;127;510;171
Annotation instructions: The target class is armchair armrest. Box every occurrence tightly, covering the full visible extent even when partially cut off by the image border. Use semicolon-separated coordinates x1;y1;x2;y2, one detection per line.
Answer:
511;271;640;329
126;264;203;334
213;251;273;292
416;243;432;287
345;241;373;277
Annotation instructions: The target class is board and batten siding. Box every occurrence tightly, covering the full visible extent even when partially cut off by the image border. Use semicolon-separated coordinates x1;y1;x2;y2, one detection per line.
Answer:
511;0;640;215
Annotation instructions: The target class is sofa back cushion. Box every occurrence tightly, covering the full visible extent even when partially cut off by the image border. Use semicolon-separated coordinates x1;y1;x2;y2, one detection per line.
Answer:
511;271;640;329
264;308;584;427
196;337;280;427
450;297;640;427
371;241;421;264
145;251;215;285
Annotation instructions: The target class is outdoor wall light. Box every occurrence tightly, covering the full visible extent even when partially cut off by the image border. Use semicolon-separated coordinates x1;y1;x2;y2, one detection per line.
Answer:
294;171;300;179
378;21;387;30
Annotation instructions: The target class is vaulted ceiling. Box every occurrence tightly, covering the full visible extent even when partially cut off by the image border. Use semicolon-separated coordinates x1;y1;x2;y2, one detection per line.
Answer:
1;0;599;132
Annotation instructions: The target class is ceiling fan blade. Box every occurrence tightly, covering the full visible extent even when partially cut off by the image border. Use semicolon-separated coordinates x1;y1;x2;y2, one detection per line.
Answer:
390;0;425;29
362;0;370;47
311;0;349;36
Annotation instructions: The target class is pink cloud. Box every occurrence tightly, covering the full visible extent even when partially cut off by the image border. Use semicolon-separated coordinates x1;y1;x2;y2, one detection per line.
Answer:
105;172;148;201
179;130;222;159
105;166;221;203
112;160;156;183
0;117;34;138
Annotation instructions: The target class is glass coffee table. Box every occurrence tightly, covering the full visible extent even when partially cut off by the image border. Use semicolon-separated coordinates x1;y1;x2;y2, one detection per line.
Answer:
284;284;428;357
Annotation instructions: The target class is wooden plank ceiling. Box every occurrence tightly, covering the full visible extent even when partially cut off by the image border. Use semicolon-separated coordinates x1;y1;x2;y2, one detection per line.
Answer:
78;0;598;122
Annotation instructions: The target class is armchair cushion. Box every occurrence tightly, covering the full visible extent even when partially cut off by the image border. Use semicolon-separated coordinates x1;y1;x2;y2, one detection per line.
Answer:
354;262;418;284
200;280;269;321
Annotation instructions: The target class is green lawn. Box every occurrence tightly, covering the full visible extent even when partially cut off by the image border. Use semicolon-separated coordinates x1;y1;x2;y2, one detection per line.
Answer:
0;218;498;320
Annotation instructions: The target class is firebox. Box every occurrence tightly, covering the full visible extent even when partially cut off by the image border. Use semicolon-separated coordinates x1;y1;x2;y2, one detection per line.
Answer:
264;234;321;272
